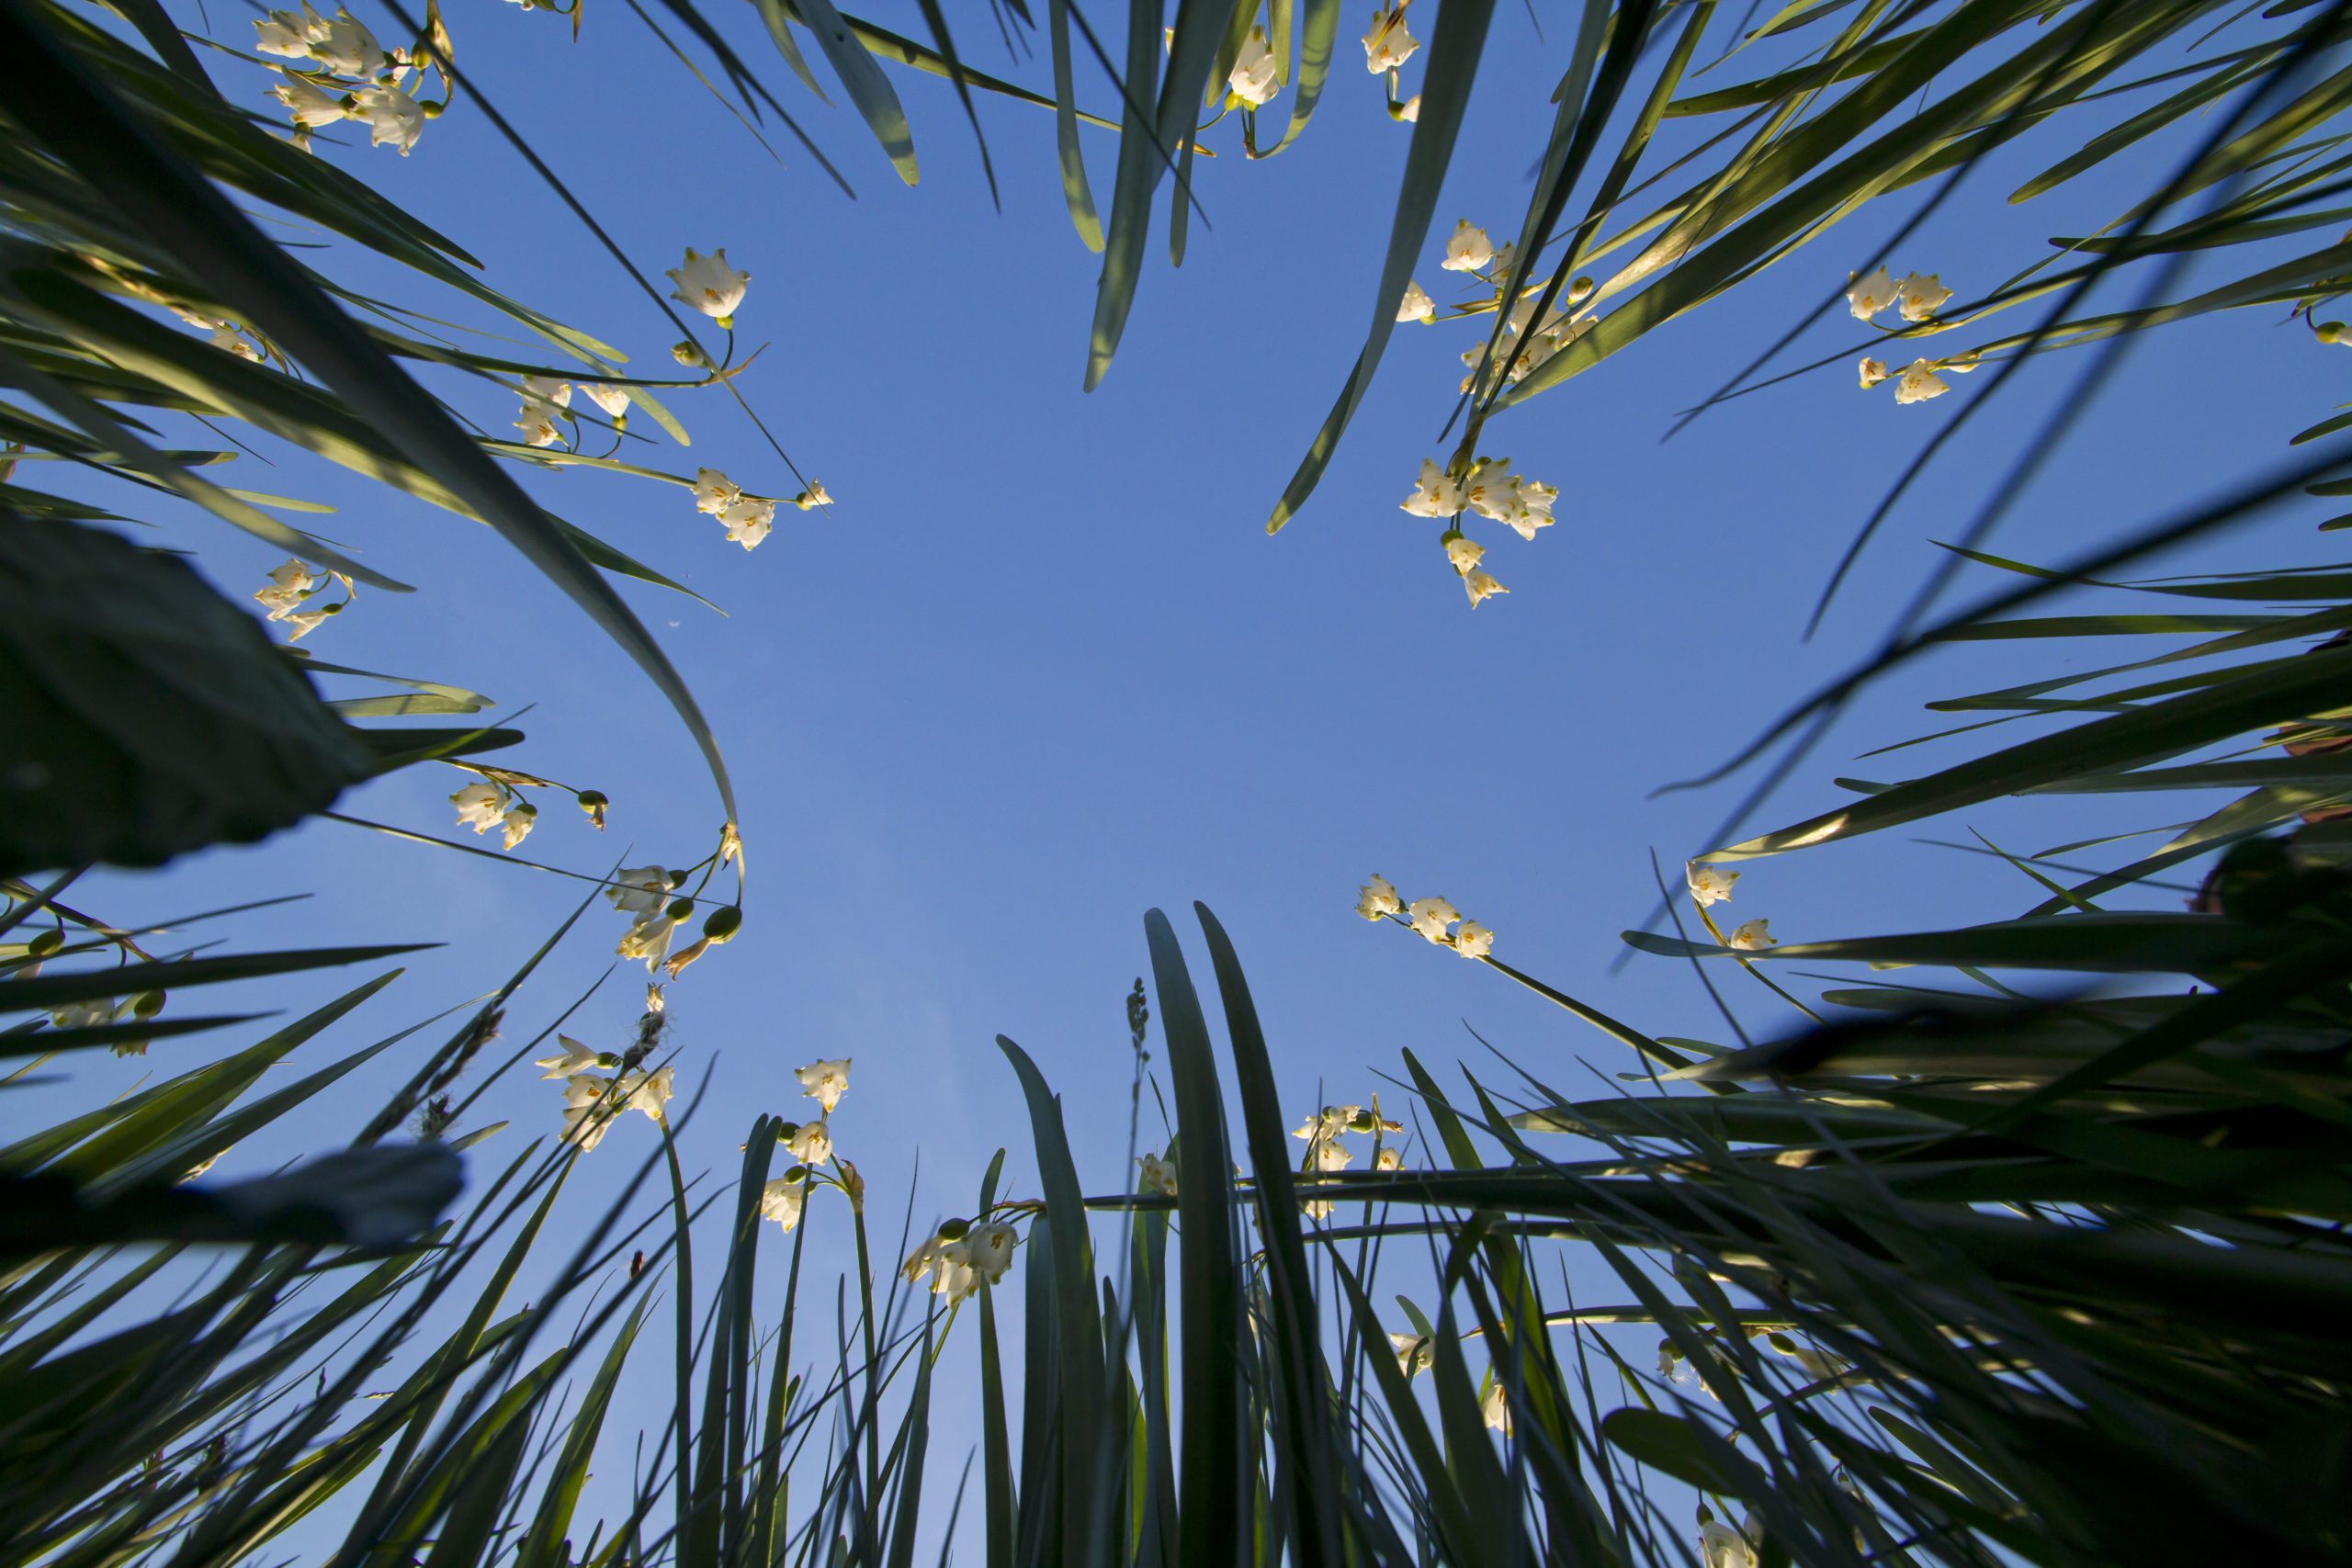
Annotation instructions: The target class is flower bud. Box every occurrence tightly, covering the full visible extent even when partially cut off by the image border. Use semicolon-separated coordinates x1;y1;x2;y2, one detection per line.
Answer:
1567;276;1594;303
133;989;166;1018
667;869;690;887
775;1121;801;1142
577;789;608;829
666;897;695;922
671;341;706;367
1349;1109;1377;1134
701;905;742;943
421;99;445;118
935;1217;970;1240
2321;321;2348;344
27;929;62;958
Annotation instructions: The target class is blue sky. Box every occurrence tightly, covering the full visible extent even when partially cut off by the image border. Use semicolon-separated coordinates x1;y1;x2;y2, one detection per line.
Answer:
26;0;2352;1548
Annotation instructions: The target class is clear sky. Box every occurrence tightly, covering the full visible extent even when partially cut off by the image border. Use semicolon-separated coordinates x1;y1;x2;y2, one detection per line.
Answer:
28;0;2352;1548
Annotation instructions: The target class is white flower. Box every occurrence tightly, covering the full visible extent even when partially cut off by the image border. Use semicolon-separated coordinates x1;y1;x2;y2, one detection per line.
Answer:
450;782;505;833
1389;1331;1433;1376
793;481;832;511
1464;569;1508;607
1401;457;1466;517
1408;897;1457;943
51;998;115;1030
272;75;348;129
351;85;423;155
1481;1382;1513;1436
1894;271;1952;322
1858;356;1890;389
514;397;563;448
310;6;384;75
1726;919;1775;951
254;7;317;58
962;1220;1020;1283
1893;358;1950;404
1315;1137;1353;1172
693;468;741;515
1785;1347;1849;1382
720;497;775;551
209;322;263;361
254;558;316;620
1686;861;1738;907
560;1073;616;1150
1136;1150;1178;1197
1396;93;1420;122
667;247;750;323
1355;874;1403;920
535;1037;603;1078
1295;1105;1364;1140
607;867;673;915
617;912;677;971
284;608;332;642
795;1057;852;1112
1657;1341;1679;1379
1442;220;1495;274
902;1234;947;1284
618;1065;673;1122
581;382;632;418
1699;1519;1758;1568
522;375;571;409
1846;265;1896;321
1444;534;1484;577
1453;919;1493;959
1227;26;1280;107
500;803;537;850
1363;5;1418;72
1396;279;1435;324
1374;1145;1403;1171
931;1244;981;1303
760;1174;807;1233
786;1119;831;1167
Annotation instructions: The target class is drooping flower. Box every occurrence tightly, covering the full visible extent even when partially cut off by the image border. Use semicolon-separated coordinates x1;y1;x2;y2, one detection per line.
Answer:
720;497;775;551
1787;1348;1849;1382
607;866;673;916
786;1119;832;1167
1389;1330;1433;1376
253;6;318;58
1481;1382;1513;1436
1396;93;1420;122
272;75;348;130
1859;356;1890;389
560;1073;616;1150
1443;533;1484;577
284;608;333;642
1893;358;1950;404
1396;279;1435;324
254;558;317;619
668;248;750;324
693;468;741;515
901;1234;947;1284
796;1057;852;1112
1894;271;1952;322
581;382;632;419
1401;457;1466;517
500;803;537;851
618;1065;674;1122
1442;220;1495;274
450;782;505;834
1363;5;1418;72
514;397;563;448
51;998;115;1031
1315;1137;1353;1172
760;1173;807;1233
1228;27;1280;107
310;6;384;75
209;322;263;362
1374;1145;1404;1171
522;376;571;409
962;1220;1020;1284
1726;919;1775;951
1294;1105;1365;1141
1356;874;1403;920
535;1037;603;1078
1699;1519;1758;1568
1464;569;1508;607
351;84;424;155
792;481;831;511
1845;265;1897;321
1453;919;1493;960
1686;861;1738;907
617;911;678;971
1408;897;1458;943
1137;1150;1179;1197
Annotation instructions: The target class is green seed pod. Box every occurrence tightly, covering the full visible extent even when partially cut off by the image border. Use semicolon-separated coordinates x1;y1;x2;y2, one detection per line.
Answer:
132;989;166;1018
775;1121;800;1143
28;929;62;958
1766;1331;1797;1354
2321;321;2348;344
666;898;695;922
935;1217;970;1240
701;905;742;942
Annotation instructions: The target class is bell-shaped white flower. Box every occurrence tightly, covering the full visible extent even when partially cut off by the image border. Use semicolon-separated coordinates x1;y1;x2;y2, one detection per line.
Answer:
786;1119;832;1167
760;1174;807;1233
1481;1382;1513;1436
1726;919;1775;951
720;497;775;551
500;803;537;851
792;481;832;511
310;6;384;75
1401;457;1466;518
351;84;423;155
902;1234;947;1284
51;998;116;1031
1136;1150;1178;1197
1700;1517;1760;1568
1442;220;1495;274
1294;1106;1363;1141
1396;93;1420;122
1894;271;1952;322
1464;569;1508;607
1859;356;1890;389
796;1057;852;1112
1227;26;1280;107
1408;897;1457;943
581;382;632;418
1894;358;1950;404
963;1220;1020;1284
254;7;317;58
1374;1145;1403;1171
521;375;571;409
667;247;750;324
272;75;348;129
284;608;333;642
536;1037;603;1079
693;468;741;515
1389;1330;1433;1376
1363;5;1418;72
209;322;263;361
1443;533;1484;577
1396;279;1435;324
618;1065;674;1122
514;396;563;448
1686;861;1738;907
254;558;317;620
1355;874;1402;920
450;781;505;834
1314;1136;1353;1172
1453;919;1493;959
617;911;678;971
1846;265;1896;321
607;867;673;916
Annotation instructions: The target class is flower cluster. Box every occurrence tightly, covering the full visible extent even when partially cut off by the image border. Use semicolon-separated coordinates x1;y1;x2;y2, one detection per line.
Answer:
1847;266;1974;405
1363;5;1421;120
448;778;537;850
251;557;354;642
539;1036;673;1153
1683;859;1779;953
1136;1148;1179;1198
1227;26;1281;107
689;467;824;552
753;1055;856;1231
1356;874;1493;960
902;1216;1022;1307
254;3;432;154
1400;455;1556;605
1292;1102;1406;1219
